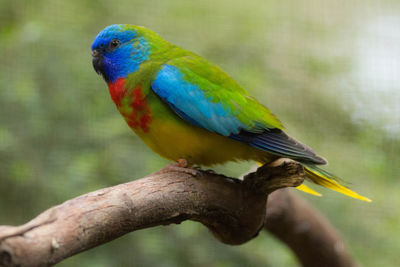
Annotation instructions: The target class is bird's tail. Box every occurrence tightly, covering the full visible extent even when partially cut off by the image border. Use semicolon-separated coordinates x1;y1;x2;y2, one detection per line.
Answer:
257;161;370;202
302;165;371;202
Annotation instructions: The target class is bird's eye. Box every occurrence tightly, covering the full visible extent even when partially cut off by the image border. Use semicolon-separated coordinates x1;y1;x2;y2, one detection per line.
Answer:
108;39;121;50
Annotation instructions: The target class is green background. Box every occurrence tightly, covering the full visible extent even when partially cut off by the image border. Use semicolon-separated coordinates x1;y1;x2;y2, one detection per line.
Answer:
1;0;399;266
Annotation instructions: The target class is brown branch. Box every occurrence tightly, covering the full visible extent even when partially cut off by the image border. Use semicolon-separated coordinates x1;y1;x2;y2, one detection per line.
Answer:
0;159;354;267
265;189;356;267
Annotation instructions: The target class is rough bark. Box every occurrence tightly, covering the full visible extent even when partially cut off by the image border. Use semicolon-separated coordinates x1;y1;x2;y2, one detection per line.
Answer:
265;189;356;267
0;159;355;267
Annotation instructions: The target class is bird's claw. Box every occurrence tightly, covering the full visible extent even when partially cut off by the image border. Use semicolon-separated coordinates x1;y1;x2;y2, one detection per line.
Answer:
177;158;188;168
155;159;199;177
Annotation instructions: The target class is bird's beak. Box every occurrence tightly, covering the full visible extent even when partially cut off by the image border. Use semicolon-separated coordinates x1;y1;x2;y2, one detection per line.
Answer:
92;49;103;75
92;49;108;81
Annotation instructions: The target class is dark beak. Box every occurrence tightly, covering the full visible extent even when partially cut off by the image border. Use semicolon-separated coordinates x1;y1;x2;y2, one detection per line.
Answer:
92;49;107;81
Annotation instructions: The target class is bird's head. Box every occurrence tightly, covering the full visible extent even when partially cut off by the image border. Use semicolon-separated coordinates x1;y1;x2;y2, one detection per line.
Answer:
91;24;155;83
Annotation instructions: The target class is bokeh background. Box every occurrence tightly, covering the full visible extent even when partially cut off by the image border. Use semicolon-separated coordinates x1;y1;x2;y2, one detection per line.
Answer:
1;0;399;266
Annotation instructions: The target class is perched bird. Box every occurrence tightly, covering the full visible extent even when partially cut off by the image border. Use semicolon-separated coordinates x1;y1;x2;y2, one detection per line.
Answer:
91;24;370;201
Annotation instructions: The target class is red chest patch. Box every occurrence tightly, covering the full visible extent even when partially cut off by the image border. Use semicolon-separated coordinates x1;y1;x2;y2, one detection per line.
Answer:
108;78;152;132
108;78;126;104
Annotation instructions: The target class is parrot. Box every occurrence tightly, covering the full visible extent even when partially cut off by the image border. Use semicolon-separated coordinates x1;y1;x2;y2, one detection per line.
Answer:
91;24;370;202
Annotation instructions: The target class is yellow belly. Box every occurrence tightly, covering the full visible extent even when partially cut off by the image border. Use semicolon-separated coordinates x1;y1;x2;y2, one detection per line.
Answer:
134;115;269;166
117;88;272;166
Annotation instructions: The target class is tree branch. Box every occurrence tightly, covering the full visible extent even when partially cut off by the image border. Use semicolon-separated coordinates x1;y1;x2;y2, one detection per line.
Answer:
265;189;356;267
0;159;354;267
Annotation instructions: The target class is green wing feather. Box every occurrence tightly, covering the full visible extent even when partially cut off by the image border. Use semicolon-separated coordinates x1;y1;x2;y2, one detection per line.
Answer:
166;55;284;131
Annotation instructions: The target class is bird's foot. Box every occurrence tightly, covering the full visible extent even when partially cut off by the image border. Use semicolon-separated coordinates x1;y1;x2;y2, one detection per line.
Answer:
154;159;199;177
202;169;216;174
177;158;188;168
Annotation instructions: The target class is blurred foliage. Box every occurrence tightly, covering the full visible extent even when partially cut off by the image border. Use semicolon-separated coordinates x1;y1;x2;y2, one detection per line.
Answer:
1;0;399;266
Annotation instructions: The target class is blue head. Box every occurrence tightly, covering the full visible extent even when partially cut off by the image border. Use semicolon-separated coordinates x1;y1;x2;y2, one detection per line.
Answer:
91;24;151;83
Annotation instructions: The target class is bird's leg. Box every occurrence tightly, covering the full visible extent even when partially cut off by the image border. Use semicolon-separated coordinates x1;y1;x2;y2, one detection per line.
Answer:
153;158;199;176
177;158;188;168
178;160;216;175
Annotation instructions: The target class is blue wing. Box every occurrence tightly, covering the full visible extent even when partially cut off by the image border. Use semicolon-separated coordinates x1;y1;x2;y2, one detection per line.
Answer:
152;64;248;136
151;63;326;165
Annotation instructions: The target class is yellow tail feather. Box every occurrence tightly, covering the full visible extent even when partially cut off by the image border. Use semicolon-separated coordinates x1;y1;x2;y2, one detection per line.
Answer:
296;184;322;197
256;161;370;201
304;167;371;202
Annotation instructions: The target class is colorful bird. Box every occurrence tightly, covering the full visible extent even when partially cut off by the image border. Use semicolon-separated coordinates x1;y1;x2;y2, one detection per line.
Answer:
91;24;370;202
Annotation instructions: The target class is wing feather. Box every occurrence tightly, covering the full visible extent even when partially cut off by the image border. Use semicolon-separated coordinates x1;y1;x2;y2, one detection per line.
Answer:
151;56;326;165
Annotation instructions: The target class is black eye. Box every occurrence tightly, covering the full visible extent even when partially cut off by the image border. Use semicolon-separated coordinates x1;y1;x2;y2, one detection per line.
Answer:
108;39;121;50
